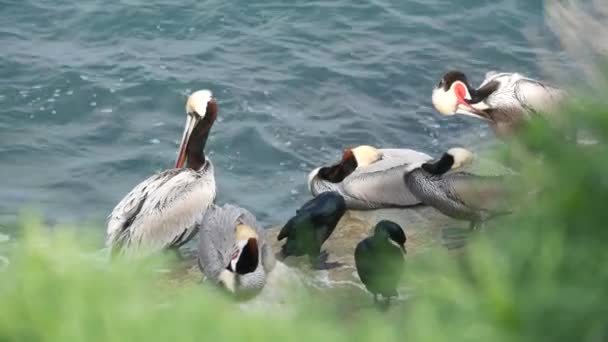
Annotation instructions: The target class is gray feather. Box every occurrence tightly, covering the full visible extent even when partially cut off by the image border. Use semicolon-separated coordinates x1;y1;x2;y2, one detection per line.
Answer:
309;148;432;209
197;204;275;287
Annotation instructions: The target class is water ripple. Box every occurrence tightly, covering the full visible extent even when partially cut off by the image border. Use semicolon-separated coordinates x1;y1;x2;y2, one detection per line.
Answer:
0;0;566;227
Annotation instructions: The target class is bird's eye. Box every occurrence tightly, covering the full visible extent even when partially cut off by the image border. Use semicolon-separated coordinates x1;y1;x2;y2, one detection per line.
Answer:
438;80;444;88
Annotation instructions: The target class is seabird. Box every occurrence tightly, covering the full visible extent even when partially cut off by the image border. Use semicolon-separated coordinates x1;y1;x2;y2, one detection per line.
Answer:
404;147;514;230
106;90;217;257
432;70;566;136
197;204;275;299
354;220;406;308
277;191;346;267
308;145;432;209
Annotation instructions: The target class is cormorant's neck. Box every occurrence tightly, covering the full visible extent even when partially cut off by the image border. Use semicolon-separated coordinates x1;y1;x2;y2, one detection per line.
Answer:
421;153;454;175
186;114;216;170
317;157;358;183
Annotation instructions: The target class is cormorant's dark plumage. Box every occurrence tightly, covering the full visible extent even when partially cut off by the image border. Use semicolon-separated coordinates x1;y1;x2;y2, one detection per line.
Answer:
278;192;346;266
354;220;406;307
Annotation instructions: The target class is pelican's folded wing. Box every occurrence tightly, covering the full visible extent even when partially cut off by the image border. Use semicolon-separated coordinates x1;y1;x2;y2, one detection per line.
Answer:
445;173;515;213
515;78;566;115
107;168;216;256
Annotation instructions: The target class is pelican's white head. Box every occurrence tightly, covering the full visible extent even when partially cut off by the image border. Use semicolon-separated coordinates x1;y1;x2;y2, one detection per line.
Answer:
421;147;474;175
186;90;214;118
446;147;474;170
351;145;382;167
432;71;484;119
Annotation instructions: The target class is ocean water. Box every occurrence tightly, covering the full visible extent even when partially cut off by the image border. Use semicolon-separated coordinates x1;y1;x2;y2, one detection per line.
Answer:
0;0;568;231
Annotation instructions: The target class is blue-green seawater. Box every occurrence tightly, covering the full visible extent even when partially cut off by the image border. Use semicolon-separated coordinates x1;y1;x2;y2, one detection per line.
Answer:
0;0;566;230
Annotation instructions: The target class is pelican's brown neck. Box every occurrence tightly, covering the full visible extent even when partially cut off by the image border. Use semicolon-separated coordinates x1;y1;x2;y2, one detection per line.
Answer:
186;101;217;170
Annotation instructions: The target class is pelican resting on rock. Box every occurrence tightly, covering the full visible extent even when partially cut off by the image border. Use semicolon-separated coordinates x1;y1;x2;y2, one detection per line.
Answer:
106;90;217;257
278;191;346;268
404;147;515;230
308;145;432;210
355;220;406;308
432;70;566;137
197;204;275;299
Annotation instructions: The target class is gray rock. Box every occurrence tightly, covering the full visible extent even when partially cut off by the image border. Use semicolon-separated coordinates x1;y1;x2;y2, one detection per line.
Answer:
267;205;464;297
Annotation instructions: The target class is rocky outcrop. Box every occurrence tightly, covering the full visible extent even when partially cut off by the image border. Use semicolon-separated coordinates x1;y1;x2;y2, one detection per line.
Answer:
266;206;463;292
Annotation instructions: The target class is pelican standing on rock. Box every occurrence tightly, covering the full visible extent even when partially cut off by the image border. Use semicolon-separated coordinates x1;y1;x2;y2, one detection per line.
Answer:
308;145;432;210
354;220;406;308
197;204;275;299
106;90;217;257
432;70;566;136
278;191;346;267
404;147;514;230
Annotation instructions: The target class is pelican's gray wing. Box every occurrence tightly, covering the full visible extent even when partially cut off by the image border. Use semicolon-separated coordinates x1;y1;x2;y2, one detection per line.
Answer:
443;173;514;213
452;153;518;178
107;166;216;256
514;78;566;115
342;149;432;209
479;71;512;88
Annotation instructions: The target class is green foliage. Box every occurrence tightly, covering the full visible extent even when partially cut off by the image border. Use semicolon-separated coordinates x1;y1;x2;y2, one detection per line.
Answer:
2;106;608;342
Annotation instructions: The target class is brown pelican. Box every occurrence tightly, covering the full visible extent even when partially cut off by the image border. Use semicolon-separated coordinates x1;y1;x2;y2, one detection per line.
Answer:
106;90;217;257
197;204;275;299
354;220;406;308
308;145;432;209
277;191;346;267
432;71;566;136
404;147;514;230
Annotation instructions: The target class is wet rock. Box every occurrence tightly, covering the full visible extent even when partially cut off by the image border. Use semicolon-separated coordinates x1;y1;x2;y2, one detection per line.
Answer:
266;205;464;295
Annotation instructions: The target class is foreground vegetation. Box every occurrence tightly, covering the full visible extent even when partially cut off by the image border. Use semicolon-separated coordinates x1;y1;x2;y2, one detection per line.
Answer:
1;101;608;342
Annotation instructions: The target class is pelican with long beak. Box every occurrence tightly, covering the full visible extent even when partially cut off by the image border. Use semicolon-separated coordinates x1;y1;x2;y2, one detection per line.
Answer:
404;147;515;230
308;145;432;210
197;204;275;299
432;70;566;137
106;90;217;257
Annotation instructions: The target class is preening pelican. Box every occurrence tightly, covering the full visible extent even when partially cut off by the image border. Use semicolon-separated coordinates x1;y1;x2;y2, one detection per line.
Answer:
432;70;566;136
404;147;515;230
197;204;275;299
106;90;217;257
308;145;432;209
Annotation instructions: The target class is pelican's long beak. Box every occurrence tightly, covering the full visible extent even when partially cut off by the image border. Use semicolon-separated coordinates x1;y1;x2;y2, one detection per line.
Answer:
175;114;200;168
455;98;490;121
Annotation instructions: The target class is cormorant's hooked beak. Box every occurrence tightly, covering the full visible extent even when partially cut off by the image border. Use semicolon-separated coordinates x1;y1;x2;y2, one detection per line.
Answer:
175;114;201;168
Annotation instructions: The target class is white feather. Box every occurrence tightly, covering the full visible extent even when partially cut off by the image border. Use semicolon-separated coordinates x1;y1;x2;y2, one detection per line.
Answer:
309;148;432;209
106;160;216;257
